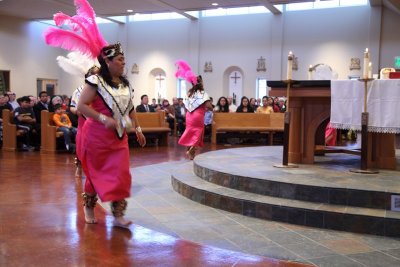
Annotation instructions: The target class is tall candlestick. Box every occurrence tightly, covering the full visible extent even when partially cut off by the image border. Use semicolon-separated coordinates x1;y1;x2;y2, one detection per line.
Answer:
308;65;313;80
287;51;293;80
368;62;372;79
363;48;370;79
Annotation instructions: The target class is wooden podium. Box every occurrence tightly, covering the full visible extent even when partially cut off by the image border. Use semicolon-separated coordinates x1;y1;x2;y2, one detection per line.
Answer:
268;80;396;170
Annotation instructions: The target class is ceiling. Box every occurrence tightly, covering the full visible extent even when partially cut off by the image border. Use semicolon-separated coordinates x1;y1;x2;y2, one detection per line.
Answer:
0;0;397;21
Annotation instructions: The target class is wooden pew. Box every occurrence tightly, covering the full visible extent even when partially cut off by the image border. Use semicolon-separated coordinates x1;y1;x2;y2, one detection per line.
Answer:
2;109;25;151
41;110;64;153
211;113;284;145
135;111;171;146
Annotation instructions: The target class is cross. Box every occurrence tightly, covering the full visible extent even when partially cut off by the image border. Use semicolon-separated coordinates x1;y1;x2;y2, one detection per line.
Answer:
230;72;241;84
156;74;165;87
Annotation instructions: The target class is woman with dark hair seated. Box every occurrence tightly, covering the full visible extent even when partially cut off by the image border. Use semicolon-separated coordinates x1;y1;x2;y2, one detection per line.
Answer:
236;96;254;113
214;96;230;113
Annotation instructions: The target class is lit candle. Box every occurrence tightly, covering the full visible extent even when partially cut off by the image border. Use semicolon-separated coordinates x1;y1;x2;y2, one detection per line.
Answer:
308;65;313;80
363;48;370;79
287;51;293;80
368;62;372;79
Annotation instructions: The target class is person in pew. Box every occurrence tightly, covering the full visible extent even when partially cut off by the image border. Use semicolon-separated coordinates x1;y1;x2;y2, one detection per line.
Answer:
136;94;155;113
160;99;175;134
151;98;160;111
33;91;49;125
175;60;212;160
204;104;213;141
13;96;39;151
249;98;258;112
172;97;185;136
214;96;230;112
0;94;13;146
272;97;280;113
256;96;273;114
53;104;77;153
236;96;254;113
278;97;287;113
7;91;19;110
48;95;63;112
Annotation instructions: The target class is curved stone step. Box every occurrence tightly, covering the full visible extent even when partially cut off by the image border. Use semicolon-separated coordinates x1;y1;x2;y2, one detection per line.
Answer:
171;162;400;238
192;146;400;210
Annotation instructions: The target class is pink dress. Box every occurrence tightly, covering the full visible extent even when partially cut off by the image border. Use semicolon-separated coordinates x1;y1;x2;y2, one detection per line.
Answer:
75;115;86;161
178;103;206;148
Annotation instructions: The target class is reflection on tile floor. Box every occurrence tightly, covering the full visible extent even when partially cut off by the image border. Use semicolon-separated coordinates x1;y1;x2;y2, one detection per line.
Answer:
99;160;400;266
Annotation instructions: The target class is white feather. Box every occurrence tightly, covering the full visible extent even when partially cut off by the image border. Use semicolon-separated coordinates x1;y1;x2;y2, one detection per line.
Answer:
56;51;98;76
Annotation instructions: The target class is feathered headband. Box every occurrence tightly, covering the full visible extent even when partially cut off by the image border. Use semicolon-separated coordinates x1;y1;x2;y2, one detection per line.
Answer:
175;60;198;85
43;0;108;59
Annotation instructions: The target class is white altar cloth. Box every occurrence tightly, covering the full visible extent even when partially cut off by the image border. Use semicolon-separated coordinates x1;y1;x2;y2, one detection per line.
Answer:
330;79;400;133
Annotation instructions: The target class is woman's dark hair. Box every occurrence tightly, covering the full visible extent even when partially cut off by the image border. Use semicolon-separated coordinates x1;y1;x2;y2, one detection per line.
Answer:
188;75;204;98
236;96;254;113
216;96;229;112
249;98;256;107
97;45;129;88
85;66;100;78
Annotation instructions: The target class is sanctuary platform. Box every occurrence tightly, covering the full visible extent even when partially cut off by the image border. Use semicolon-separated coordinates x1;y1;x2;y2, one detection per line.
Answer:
172;146;400;238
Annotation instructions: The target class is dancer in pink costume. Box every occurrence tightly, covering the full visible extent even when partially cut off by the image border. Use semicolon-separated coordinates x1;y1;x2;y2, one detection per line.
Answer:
44;0;146;227
175;60;212;160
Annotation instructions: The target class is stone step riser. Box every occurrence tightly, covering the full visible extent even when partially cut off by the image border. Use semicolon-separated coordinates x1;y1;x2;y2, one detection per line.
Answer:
194;163;392;210
172;175;400;238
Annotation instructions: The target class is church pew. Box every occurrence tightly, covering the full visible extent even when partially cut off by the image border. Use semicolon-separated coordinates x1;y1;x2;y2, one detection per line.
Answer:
40;110;64;153
211;112;284;145
135;111;171;146
2;109;25;151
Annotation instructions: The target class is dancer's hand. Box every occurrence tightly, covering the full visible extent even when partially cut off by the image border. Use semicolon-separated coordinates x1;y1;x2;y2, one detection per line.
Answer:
136;132;146;147
103;116;118;129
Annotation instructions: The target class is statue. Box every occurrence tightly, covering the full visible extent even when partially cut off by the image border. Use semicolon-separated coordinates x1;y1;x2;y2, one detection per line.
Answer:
349;58;361;70
257;57;266;72
204;61;213;73
131;63;139;74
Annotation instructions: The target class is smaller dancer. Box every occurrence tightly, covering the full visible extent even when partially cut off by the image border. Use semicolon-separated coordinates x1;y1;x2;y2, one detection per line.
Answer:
175;60;212;160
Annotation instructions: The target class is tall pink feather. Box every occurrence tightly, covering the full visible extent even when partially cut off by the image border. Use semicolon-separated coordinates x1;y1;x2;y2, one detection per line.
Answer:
43;0;107;59
175;60;198;85
44;28;93;56
74;0;108;48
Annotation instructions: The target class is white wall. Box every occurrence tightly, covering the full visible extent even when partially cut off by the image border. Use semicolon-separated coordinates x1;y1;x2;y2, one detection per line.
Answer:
0;16;61;97
0;5;399;105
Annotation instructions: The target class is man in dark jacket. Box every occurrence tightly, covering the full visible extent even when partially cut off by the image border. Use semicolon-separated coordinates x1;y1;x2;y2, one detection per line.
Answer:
136;94;155;113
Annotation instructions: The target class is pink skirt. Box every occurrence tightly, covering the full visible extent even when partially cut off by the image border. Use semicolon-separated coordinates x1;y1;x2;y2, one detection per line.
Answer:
178;104;206;148
81;119;131;202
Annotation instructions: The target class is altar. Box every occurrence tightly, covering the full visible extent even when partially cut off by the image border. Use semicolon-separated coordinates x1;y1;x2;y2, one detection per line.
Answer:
268;80;398;170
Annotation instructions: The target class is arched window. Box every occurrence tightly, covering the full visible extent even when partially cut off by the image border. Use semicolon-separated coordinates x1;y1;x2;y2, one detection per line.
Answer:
150;68;167;101
229;71;243;105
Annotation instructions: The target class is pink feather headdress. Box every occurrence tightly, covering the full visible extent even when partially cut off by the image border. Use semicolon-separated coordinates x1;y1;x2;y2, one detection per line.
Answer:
175;60;198;85
43;0;108;59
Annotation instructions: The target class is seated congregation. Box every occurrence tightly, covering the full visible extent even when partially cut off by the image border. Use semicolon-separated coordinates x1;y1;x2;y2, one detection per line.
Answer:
2;89;336;151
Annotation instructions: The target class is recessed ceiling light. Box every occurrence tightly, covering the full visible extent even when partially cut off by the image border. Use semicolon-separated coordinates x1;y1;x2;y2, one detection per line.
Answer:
212;3;218;6
127;9;134;13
